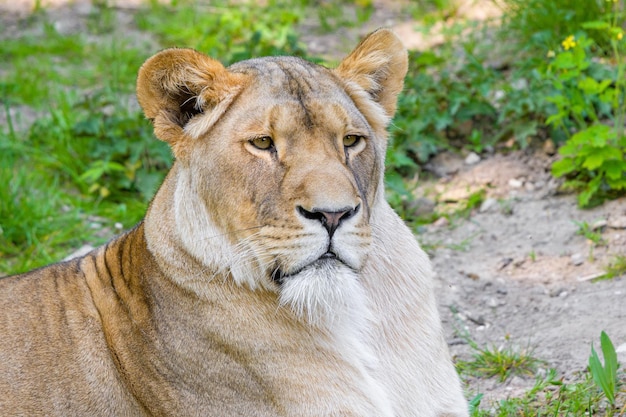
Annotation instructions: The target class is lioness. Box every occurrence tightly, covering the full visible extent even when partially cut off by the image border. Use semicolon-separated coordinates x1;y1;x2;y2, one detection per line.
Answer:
0;29;468;416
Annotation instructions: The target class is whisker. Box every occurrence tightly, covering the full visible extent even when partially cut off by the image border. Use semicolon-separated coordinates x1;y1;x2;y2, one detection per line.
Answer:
198;225;266;242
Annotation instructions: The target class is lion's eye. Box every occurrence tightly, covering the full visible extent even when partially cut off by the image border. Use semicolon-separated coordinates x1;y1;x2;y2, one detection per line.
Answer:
250;136;274;151
343;135;362;148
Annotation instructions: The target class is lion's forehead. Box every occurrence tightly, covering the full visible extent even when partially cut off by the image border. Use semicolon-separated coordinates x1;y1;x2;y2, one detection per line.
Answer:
230;56;349;101
227;57;368;136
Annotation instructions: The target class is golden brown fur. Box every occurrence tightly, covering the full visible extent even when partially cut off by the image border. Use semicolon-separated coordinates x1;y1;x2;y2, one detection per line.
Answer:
0;29;468;416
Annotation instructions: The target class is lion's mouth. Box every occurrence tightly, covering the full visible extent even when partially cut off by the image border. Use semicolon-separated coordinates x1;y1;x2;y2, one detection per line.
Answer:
271;251;341;285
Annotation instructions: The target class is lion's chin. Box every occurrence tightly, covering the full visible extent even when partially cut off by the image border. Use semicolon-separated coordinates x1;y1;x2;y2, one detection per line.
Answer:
277;260;368;328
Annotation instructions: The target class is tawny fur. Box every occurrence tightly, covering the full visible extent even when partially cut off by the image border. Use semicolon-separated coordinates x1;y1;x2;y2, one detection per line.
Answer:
0;29;468;416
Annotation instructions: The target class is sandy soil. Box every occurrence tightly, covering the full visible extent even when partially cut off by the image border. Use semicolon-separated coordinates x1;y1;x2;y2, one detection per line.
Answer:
2;0;625;406
421;150;626;402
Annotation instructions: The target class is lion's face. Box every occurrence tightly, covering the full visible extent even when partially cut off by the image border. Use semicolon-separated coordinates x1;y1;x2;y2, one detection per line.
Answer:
195;57;380;281
137;30;408;323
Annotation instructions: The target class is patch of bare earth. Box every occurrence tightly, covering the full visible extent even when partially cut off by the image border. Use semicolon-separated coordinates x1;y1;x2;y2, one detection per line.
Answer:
420;150;626;403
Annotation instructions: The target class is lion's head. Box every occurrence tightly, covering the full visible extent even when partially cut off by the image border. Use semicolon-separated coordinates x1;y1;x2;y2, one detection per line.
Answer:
137;29;408;325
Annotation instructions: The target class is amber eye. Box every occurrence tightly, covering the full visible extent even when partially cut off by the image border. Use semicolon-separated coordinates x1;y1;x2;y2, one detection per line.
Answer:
343;135;362;148
250;136;274;151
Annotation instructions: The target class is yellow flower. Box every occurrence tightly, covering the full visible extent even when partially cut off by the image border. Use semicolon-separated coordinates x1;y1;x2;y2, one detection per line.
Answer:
546;50;555;58
618;32;624;41
562;35;576;50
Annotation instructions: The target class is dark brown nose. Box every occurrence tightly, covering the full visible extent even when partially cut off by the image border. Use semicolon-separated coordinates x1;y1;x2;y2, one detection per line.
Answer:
297;205;360;238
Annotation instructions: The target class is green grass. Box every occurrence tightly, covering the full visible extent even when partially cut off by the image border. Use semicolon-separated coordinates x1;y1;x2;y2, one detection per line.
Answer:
459;337;626;416
456;339;543;383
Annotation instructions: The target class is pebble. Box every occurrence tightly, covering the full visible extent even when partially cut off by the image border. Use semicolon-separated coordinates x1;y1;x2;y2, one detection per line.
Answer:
467;314;486;326
508;178;523;188
570;253;584;266
479;197;498;213
608;215;626;229
406;197;436;217
591;219;607;230
486;297;499;308
496;287;508;295
464;152;481;165
432;217;449;228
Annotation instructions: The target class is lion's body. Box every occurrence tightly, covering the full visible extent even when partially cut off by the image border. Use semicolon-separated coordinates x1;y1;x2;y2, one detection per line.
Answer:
0;30;468;416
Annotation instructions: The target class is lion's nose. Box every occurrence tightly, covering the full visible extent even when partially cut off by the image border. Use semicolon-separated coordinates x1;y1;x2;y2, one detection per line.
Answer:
297;205;360;238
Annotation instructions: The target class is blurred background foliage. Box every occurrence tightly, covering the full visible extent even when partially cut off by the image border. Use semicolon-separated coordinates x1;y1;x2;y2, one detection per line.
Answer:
0;0;625;273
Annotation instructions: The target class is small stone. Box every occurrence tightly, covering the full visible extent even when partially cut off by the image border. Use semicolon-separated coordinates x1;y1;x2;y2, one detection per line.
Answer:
432;217;449;228
479;197;498;213
406;197;436;218
570;253;584;266
467;314;486;326
591;219;607;230
466;272;480;281
464;152;481;165
608;215;626;229
486;298;499;308
115;222;124;230
508;178;523;188
498;258;513;270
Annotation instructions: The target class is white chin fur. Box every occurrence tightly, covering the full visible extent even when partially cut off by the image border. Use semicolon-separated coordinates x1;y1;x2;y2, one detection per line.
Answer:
278;261;369;329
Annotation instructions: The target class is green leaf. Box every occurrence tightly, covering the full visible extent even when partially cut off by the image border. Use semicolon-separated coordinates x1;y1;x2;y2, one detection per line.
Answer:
582;21;610;30
578;176;602;207
578;77;600;95
589;344;612;402
582;152;604;170
600;331;617;396
551;158;576;177
606;177;626;189
552;51;575;69
602;160;626;180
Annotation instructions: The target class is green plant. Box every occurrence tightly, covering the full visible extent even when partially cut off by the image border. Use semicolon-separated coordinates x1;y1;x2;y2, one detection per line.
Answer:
589;331;619;407
497;0;610;52
454;323;543;382
574;220;606;246
547;7;626;207
457;342;542;382
603;255;626;279
135;0;307;65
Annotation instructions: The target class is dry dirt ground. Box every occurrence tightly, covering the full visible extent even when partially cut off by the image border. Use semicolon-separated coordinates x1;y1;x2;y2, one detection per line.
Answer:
2;0;626;406
421;150;626;402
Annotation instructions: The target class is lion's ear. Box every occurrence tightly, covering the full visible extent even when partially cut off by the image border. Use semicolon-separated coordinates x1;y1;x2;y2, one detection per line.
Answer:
334;29;408;119
136;48;245;147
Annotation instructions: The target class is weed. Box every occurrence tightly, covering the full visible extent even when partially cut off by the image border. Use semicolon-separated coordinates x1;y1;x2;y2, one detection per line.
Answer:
574;220;606;246
603;255;626;279
497;0;610;52
546;5;626;207
589;331;619;407
457;342;542;382
135;0;307;65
